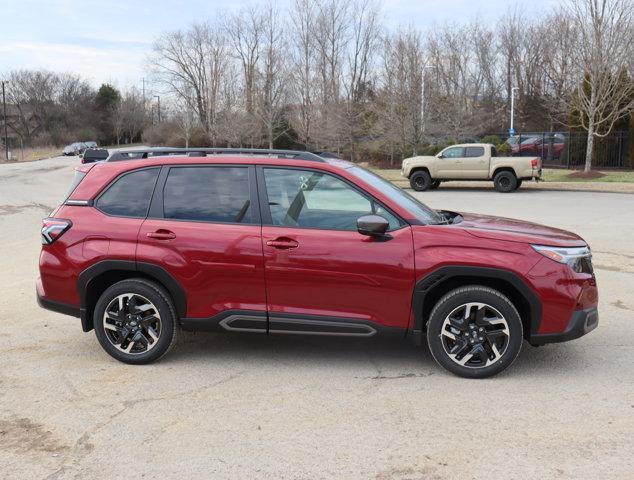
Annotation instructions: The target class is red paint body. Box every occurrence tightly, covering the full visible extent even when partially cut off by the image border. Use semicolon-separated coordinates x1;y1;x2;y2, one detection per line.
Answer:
37;155;598;341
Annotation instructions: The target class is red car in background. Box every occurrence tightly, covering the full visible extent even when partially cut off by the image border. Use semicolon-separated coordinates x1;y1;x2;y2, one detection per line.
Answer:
511;134;565;160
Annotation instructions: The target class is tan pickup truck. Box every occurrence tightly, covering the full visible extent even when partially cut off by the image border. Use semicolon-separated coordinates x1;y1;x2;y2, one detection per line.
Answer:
401;143;541;192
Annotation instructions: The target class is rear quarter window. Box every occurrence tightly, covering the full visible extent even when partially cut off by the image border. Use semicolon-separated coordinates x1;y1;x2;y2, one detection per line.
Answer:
96;168;160;217
64;171;87;202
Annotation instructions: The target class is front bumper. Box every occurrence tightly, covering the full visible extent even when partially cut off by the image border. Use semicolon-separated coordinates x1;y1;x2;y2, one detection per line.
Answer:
530;306;598;345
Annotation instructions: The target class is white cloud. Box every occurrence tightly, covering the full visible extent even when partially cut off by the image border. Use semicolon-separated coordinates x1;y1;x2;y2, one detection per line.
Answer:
0;41;146;87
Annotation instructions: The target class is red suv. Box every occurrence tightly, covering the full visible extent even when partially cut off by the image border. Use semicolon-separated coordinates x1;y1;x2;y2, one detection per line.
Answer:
37;148;598;378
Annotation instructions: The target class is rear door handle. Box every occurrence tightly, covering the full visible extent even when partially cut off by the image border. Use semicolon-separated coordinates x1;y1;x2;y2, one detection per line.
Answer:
266;237;299;249
147;229;176;240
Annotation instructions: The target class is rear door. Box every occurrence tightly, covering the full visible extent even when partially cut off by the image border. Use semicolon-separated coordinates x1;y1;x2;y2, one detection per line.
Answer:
136;165;267;329
258;166;416;335
461;146;488;178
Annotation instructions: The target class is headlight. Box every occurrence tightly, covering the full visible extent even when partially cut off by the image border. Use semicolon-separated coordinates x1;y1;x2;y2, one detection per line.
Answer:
531;244;593;273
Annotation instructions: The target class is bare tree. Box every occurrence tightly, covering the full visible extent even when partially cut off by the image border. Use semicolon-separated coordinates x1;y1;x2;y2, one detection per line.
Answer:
564;0;634;171
226;6;264;116
151;22;228;143
379;28;424;157
255;4;289;149
289;0;318;146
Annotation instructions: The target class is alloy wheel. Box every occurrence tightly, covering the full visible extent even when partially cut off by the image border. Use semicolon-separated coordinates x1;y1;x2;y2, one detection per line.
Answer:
439;302;510;368
102;293;162;355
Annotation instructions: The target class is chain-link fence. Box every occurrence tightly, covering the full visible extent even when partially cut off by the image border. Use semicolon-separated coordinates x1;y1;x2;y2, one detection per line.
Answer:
488;131;629;168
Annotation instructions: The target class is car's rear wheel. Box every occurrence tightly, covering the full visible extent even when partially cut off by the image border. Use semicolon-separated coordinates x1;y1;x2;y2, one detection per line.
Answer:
494;171;518;193
93;279;178;364
410;170;433;191
426;286;523;378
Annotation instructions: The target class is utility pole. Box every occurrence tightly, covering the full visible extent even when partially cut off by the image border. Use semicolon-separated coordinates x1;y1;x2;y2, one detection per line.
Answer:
2;81;8;161
509;87;519;136
154;95;161;124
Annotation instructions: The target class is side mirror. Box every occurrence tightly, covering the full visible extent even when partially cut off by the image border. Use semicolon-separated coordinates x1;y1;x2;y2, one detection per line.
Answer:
437;153;443;158
357;214;389;237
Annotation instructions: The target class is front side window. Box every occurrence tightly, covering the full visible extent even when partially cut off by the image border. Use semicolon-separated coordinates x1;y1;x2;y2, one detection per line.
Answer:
96;168;159;217
442;147;464;158
465;146;485;157
263;168;401;231
163;166;252;223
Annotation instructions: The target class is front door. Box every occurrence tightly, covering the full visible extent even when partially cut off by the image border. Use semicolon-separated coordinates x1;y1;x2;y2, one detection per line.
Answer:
435;146;465;177
136;165;267;331
258;166;416;335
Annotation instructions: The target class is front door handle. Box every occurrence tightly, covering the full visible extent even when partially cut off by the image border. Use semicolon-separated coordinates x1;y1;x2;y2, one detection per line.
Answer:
147;229;176;240
266;237;299;249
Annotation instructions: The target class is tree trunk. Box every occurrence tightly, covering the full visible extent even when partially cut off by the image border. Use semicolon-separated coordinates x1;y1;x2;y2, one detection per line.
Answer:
584;123;594;172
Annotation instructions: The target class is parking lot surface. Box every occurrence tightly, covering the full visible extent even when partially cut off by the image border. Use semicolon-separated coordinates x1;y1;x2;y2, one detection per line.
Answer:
1;156;633;479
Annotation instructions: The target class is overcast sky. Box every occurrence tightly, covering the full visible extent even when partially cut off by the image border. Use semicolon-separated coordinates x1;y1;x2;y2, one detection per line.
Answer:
0;0;559;89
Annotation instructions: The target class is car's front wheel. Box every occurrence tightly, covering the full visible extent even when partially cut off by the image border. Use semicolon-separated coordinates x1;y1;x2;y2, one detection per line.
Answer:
410;170;433;191
426;286;523;378
93;279;178;364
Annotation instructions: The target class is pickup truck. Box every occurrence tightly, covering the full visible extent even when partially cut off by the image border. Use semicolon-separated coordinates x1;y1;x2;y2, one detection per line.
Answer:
401;143;541;192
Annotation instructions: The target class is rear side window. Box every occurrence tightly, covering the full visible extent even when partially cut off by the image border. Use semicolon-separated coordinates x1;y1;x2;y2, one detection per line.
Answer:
162;166;252;223
465;146;485;157
96;168;159;217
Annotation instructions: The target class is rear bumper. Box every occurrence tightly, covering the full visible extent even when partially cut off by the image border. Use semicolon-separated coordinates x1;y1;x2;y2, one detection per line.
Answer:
36;277;92;331
37;289;80;318
530;307;598;345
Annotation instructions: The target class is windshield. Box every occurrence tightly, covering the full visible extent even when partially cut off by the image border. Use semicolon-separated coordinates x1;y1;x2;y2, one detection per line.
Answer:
348;166;444;225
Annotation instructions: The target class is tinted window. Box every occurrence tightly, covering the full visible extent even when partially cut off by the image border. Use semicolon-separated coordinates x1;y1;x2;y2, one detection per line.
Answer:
442;147;464;158
163;167;252;223
263;168;401;231
96;168;159;217
465;146;485;157
84;149;109;160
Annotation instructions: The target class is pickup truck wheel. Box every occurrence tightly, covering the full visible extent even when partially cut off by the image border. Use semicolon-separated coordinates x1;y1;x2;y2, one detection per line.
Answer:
430;180;441;190
426;286;523;378
494;171;518;193
410;171;433;191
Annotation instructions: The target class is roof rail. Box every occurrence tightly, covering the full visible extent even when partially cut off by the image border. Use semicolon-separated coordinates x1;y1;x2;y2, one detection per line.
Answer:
106;147;326;162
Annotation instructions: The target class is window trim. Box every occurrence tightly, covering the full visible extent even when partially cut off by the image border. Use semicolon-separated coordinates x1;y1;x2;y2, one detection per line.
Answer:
256;165;407;232
148;164;261;226
95;166;161;219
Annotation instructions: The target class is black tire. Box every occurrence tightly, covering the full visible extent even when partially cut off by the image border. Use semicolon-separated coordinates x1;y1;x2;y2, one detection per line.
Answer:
515;179;523;190
493;170;518;193
410;170;433;191
426;285;523;378
430;180;441;190
93;278;178;365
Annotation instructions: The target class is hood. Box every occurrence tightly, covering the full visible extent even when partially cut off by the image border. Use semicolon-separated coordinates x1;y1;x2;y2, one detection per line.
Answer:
458;212;586;247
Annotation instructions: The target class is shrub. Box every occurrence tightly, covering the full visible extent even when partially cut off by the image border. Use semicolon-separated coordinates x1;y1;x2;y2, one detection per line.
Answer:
481;135;502;146
497;142;512;155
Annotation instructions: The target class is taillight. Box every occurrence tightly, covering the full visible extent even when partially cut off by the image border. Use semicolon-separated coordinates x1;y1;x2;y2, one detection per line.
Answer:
41;218;72;245
531;158;538;168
